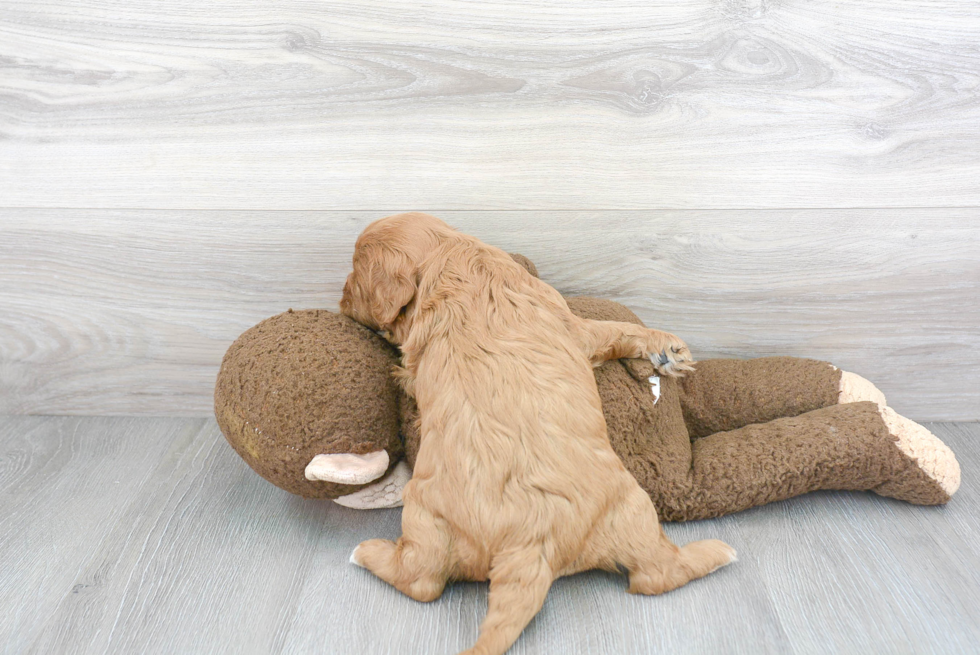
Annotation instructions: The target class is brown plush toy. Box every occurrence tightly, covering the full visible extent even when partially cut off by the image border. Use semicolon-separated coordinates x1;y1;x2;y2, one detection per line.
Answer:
215;255;960;520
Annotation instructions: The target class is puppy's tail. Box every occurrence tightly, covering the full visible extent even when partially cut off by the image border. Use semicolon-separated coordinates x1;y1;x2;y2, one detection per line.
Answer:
460;549;554;655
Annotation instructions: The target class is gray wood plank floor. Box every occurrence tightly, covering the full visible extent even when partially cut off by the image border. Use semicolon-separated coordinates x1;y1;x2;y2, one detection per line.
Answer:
3;415;978;654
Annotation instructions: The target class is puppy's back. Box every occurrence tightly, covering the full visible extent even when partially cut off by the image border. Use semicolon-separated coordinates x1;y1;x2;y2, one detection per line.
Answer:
408;240;627;537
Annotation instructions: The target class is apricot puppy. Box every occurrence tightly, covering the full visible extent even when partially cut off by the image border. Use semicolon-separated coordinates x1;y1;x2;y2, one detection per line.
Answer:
341;213;735;655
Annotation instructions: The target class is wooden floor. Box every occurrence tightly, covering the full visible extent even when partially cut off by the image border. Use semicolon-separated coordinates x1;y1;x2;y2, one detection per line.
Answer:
3;415;978;654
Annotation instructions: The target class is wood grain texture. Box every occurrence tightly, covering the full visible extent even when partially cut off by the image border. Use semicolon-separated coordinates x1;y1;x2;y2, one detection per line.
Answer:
0;416;196;653
1;208;977;420
1;416;978;653
1;0;979;209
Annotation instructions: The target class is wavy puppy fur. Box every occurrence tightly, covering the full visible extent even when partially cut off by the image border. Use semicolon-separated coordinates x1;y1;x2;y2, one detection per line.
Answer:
341;213;734;655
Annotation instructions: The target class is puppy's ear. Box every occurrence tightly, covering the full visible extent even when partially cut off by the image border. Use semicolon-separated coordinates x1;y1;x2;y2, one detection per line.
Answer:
362;246;417;328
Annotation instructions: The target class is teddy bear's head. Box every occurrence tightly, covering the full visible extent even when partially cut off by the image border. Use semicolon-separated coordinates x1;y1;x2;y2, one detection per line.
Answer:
214;253;542;500
214;308;405;499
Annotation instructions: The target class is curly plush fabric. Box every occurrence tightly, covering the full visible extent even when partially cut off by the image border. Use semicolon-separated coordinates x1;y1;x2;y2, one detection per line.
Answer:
216;256;955;516
214;309;403;498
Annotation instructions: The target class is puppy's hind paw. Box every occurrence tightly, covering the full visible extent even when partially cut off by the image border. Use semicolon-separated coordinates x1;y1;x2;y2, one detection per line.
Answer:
350;544;365;568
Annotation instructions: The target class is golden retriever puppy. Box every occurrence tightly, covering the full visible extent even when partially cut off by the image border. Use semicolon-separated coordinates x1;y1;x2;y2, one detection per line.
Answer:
341;213;735;655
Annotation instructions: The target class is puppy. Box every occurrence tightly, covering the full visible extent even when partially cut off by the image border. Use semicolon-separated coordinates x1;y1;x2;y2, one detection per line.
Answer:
341;213;735;655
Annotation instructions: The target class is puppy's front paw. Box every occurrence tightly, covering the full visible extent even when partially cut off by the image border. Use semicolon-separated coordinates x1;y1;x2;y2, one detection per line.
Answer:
392;365;416;398
649;336;695;377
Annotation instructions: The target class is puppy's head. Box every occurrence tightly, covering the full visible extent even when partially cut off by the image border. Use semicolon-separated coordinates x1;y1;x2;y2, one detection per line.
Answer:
340;213;451;341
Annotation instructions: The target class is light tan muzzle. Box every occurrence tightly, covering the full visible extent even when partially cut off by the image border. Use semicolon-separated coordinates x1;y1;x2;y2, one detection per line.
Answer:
305;450;390;485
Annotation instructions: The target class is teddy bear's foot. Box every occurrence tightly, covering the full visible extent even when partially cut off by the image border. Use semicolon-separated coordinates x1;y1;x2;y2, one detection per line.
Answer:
834;368;959;501
875;406;961;502
837;369;887;406
334;460;412;509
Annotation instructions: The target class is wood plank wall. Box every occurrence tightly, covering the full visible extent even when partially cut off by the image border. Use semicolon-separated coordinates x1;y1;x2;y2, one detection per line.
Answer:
1;1;978;420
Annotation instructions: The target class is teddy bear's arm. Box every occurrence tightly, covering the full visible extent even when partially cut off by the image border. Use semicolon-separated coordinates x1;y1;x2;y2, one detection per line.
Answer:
675;357;881;439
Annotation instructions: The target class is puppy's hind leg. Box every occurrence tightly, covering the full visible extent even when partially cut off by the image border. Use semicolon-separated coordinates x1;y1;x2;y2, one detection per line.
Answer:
606;485;736;595
351;500;453;602
459;548;554;655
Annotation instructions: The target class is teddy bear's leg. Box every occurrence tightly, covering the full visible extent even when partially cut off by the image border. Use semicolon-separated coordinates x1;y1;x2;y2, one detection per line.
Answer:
350;496;454;602
661;401;959;520
677;357;849;438
872;405;960;501
572;317;695;376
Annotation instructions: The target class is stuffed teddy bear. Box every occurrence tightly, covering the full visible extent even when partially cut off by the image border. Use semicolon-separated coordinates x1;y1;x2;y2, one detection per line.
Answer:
214;255;960;521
